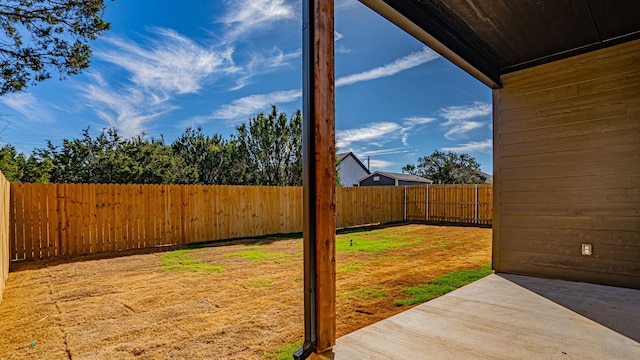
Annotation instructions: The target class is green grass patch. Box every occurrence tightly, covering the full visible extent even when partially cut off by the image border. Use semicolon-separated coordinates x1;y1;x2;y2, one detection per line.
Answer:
246;277;272;288
338;286;390;300
336;230;419;253
265;339;303;360
337;262;363;273
224;249;292;263
160;250;223;274
395;264;493;306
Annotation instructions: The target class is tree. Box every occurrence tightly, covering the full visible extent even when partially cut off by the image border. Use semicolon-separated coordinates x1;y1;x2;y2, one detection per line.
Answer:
0;144;25;181
172;127;233;185
0;0;111;95
403;150;486;184
41;127;197;184
0;106;306;185
21;152;53;182
234;106;302;186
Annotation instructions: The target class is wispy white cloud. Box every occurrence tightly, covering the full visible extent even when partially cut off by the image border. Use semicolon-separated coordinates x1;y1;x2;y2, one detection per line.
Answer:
85;22;294;136
442;139;493;154
81;27;242;136
220;0;297;42
439;101;491;140
360;147;410;156
335;47;439;87
0;93;52;123
334;31;351;54
336;122;401;149
211;89;302;122
403;116;436;126
97;27;237;96
440;101;492;122
401;116;435;146
231;47;301;90
443;121;484;140
205;48;436;124
79;72;174;137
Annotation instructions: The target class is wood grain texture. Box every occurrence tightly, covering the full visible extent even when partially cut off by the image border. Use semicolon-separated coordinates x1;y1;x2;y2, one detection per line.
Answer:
494;39;640;289
311;0;337;352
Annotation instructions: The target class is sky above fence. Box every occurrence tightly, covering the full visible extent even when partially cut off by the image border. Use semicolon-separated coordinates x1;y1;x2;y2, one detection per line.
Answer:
0;0;492;174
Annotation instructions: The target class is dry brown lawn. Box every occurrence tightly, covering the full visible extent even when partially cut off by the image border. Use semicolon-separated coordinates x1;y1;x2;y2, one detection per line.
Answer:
0;224;491;359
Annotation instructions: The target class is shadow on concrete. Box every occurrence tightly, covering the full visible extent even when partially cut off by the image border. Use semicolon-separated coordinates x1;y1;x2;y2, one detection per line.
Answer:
499;273;640;342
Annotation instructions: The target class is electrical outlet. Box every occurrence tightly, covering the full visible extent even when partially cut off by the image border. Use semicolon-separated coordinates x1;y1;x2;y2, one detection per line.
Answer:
582;243;592;256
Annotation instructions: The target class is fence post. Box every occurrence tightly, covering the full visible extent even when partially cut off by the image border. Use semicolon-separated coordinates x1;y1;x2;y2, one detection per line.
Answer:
403;186;407;221
474;184;479;224
425;184;429;222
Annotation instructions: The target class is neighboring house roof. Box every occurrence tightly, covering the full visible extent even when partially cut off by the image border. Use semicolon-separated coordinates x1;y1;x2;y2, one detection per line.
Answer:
359;171;432;184
336;152;370;175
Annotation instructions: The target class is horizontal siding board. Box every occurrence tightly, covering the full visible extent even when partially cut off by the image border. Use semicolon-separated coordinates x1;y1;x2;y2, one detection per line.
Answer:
501;188;640;205
500;214;640;232
500;127;639;157
500;144;639;169
578;69;640;95
500;203;640;217
498;84;579;111
499;114;638;146
499;70;640;112
499;87;638;124
499;102;627;133
500;226;639;247
500;71;640;118
500;158;639;179
500;174;640;192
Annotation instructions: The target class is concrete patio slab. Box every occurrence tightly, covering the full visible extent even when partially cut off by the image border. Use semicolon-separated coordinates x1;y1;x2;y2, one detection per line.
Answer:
334;273;640;359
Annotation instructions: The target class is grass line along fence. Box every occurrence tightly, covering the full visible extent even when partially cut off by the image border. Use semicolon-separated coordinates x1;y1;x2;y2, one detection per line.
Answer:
9;183;492;261
0;172;10;303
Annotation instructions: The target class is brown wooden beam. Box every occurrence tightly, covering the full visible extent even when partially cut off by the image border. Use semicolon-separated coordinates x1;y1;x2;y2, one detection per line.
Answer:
297;0;336;359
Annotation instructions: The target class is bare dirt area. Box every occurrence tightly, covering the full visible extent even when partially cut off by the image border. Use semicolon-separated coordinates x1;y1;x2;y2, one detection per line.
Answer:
0;224;491;359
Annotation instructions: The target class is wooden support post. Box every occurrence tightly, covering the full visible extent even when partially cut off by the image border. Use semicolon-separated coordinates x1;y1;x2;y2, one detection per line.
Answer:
298;0;335;359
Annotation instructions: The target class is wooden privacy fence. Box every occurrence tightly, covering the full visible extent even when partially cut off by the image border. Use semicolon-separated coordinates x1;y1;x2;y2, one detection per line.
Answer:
336;186;404;228
10;184;303;261
405;184;493;225
10;183;492;261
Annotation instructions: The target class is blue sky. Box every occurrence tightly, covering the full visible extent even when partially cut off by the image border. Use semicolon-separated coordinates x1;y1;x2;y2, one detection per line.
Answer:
0;0;493;173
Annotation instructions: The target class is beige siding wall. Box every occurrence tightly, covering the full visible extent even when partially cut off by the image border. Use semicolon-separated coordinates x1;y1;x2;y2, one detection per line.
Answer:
493;39;640;289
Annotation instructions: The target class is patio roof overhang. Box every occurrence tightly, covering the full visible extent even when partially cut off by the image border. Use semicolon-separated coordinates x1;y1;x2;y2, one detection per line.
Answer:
359;0;640;88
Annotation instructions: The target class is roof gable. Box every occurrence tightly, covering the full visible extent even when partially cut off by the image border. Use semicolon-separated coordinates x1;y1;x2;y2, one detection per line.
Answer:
336;152;370;174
